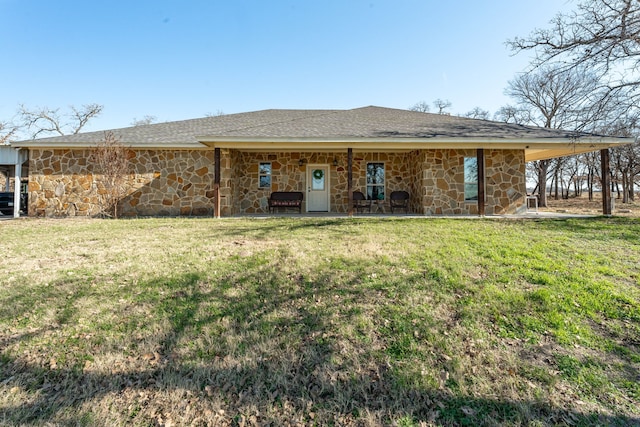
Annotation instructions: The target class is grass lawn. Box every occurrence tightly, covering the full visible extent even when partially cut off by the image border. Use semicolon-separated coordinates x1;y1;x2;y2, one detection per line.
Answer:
1;216;639;426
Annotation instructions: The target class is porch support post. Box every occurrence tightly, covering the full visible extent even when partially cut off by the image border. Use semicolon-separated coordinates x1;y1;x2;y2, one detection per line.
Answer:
13;155;22;218
477;148;485;217
348;148;353;216
601;148;612;216
214;147;221;218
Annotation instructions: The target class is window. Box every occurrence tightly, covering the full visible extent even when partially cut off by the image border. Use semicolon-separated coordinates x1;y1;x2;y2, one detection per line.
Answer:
259;162;271;188
464;157;478;201
366;162;385;200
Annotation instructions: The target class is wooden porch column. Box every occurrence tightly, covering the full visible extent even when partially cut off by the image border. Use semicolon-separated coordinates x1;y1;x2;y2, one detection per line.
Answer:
347;148;353;216
601;148;612;216
214;147;221;218
477;148;485;216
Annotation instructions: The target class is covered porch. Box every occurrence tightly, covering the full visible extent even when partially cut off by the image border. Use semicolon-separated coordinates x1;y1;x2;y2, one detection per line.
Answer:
209;147;530;217
0;146;28;218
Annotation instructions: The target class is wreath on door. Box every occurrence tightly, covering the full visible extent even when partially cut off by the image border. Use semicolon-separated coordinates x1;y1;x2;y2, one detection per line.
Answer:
312;169;324;180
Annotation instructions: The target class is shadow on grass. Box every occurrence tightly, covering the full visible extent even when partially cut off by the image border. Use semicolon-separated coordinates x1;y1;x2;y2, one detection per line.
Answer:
531;216;640;244
1;257;639;425
199;217;369;243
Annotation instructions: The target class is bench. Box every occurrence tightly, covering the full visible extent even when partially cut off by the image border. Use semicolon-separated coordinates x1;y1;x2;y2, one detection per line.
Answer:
268;191;304;213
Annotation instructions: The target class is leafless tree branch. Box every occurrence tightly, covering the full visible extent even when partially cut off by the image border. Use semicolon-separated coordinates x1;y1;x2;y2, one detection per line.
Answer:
20;104;103;138
90;131;130;219
0;121;18;144
507;0;640;100
464;107;490;120
409;101;431;113
130;115;157;126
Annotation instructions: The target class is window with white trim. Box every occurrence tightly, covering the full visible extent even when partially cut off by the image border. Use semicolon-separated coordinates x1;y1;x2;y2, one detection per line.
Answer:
259;162;272;188
366;162;385;200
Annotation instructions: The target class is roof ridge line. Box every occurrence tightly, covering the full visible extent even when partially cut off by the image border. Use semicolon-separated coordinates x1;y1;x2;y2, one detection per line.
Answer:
214;109;345;135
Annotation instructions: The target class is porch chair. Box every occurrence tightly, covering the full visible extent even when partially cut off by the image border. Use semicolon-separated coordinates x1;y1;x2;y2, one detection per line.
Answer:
390;191;410;213
352;191;372;213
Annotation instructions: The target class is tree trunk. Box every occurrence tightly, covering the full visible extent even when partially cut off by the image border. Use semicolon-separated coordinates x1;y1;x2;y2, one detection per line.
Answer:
538;160;549;207
587;165;595;201
622;171;630;204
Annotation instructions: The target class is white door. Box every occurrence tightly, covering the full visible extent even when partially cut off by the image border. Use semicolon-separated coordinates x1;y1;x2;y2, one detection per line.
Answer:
307;165;330;212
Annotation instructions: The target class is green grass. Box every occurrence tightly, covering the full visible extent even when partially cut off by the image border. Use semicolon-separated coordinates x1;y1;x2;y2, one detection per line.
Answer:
0;216;639;426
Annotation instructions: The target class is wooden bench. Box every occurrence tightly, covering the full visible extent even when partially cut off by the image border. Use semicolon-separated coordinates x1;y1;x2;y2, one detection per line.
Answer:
268;191;304;213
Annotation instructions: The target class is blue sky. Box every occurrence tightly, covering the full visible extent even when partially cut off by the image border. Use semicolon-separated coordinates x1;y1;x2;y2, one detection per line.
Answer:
1;0;574;133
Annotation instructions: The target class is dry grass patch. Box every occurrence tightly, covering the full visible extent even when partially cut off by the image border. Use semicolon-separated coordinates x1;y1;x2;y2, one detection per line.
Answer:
0;216;639;426
544;194;640;217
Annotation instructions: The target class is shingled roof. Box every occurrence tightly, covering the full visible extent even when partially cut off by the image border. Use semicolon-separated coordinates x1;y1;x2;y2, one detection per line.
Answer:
13;106;631;161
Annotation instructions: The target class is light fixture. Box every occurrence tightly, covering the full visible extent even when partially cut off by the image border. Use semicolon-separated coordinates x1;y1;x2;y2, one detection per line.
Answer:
332;157;338;167
298;158;306;166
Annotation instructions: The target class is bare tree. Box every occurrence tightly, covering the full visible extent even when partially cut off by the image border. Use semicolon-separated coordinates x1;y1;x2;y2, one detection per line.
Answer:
508;0;640;107
508;1;640;204
131;115;157;126
601;114;640;202
433;99;452;115
90;131;130;219
20;103;103;138
204;110;225;117
505;66;603;206
409;101;431;113
506;67;601;129
493;105;530;125
0;121;18;144
581;151;601;201
464;107;490;120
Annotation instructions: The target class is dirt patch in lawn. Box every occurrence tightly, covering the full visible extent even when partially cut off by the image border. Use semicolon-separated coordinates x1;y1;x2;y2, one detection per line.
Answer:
541;194;640;217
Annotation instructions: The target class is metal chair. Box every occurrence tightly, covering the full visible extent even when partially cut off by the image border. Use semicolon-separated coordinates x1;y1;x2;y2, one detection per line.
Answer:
390;191;410;213
352;191;372;213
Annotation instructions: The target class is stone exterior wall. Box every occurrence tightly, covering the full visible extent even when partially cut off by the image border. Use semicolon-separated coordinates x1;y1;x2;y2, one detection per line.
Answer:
417;149;526;215
218;149;234;216
352;152;415;213
28;149;221;217
27;147;526;217
0;170;8;191
485;149;527;215
408;150;426;214
232;151;416;214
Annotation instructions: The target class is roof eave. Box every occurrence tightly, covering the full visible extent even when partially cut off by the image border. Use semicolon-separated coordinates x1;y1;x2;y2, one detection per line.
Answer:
11;141;207;149
197;136;631;156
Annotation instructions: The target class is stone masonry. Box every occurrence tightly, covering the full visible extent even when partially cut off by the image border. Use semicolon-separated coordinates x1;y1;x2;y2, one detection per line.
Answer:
27;148;526;217
231;151;416;214
416;149;526;215
230;149;524;215
28;149;223;217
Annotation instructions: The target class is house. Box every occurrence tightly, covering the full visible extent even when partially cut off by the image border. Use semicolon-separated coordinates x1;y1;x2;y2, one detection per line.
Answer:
10;106;631;217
